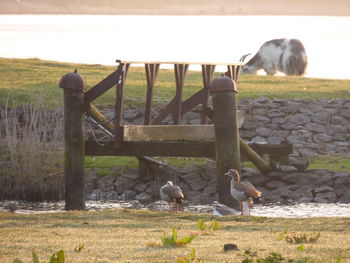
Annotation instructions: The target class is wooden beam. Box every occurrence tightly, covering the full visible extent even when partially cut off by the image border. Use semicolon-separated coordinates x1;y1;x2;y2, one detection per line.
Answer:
201;64;216;124
151;97;176;124
144;63;160;125
123;125;215;141
84;63;124;104
174;64;189;124
113;63;127;148
85;141;215;157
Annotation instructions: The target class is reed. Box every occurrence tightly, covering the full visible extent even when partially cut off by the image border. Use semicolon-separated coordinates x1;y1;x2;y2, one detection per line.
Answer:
0;98;64;201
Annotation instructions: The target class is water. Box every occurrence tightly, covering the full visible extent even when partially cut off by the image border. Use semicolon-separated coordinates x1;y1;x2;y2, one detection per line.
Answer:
0;15;350;79
1;201;350;218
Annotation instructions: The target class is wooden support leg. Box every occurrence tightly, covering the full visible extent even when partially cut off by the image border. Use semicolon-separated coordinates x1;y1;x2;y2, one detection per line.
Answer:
59;70;86;210
210;76;241;211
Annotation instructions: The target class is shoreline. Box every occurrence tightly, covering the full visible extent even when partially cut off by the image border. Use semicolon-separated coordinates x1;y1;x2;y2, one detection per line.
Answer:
1;0;349;17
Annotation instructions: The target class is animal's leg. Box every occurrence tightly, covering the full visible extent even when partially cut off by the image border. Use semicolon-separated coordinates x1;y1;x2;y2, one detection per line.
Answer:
240;201;243;215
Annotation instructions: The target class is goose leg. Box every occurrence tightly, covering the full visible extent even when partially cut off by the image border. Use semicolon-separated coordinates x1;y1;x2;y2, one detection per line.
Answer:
240;201;243;215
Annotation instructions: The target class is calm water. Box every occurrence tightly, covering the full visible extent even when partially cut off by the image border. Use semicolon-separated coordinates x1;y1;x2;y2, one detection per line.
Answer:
0;15;350;79
1;201;350;218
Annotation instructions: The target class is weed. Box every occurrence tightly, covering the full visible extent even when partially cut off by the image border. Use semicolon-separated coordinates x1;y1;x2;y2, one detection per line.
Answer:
148;228;197;248
196;219;220;234
176;248;204;263
74;244;85;253
279;231;320;244
13;250;65;263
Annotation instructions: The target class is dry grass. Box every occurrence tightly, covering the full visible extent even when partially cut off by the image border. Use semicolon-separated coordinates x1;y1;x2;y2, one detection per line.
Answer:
0;98;64;200
0;209;349;263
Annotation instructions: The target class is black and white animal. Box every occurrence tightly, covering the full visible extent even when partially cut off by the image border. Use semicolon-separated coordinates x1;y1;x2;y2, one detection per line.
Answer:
241;38;307;76
160;181;184;212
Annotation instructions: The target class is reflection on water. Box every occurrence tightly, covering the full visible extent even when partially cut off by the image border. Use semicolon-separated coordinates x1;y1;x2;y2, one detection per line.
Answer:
0;15;350;79
1;200;350;218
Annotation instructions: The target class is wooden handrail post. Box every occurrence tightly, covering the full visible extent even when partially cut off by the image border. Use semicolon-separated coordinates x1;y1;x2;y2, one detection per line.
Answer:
210;76;240;210
59;70;86;210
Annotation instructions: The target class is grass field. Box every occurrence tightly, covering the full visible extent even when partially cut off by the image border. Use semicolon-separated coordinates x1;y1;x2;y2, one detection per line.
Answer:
1;57;350;109
0;209;349;263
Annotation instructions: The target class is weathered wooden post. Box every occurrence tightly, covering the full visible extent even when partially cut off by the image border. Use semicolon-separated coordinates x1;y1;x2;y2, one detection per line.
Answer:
210;76;240;210
59;70;86;210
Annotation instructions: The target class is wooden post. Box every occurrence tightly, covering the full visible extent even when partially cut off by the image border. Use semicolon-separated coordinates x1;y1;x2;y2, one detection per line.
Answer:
59;70;86;210
210;76;240;210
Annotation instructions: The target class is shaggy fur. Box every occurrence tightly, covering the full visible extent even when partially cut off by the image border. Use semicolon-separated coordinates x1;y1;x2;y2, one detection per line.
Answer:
242;38;307;76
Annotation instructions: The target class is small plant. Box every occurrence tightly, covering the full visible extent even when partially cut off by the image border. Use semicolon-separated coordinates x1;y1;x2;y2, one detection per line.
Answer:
278;231;320;244
74;244;85;253
176;248;204;263
13;250;65;263
196;219;220;234
148;228;197;248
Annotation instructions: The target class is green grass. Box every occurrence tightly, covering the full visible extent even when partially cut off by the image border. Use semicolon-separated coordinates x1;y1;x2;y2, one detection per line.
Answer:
0;209;349;263
309;155;350;172
1;57;350;109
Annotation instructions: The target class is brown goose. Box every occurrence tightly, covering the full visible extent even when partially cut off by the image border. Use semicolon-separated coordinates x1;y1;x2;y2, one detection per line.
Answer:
225;169;262;215
160;181;184;212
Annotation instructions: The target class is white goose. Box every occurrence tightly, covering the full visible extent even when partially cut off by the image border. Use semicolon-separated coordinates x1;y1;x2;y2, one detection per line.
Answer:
160;181;184;212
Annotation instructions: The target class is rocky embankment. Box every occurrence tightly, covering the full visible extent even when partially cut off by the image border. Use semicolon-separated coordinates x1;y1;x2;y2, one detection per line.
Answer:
86;163;350;204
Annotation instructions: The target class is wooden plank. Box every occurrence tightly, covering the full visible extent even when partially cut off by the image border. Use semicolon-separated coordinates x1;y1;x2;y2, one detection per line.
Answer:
85;141;215;157
144;63;160;125
174;64;189;124
180;88;206;115
151;97;176;124
113;64;126;148
118;60;244;66
123;125;215;141
84;64;123;104
201;65;216;124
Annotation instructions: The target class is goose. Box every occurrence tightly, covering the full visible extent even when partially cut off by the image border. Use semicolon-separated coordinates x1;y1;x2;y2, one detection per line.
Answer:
225;169;262;215
160;181;184;212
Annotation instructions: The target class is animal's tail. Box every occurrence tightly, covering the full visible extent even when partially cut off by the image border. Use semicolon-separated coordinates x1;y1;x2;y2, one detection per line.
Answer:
284;39;307;76
285;53;307;76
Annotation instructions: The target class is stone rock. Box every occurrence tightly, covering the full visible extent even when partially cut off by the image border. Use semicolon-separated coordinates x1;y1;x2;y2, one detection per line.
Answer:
242;120;259;129
271;117;286;125
189;180;208;191
134;183;148;193
185;190;203;202
305;123;326;133
338;191;350;203
120;190;137;200
251;136;267;143
279;165;298;172
182;172;202;185
314;191;337;203
135;192;153;202
252;115;270;123
240;129;257;139
203;185;217;195
314;185;334;194
268;109;285;118
310;112;331;124
331;115;347;125
256;127;272;136
114;176;136;194
265;180;286;190
267;136;286;144
288;113;311;125
312;133;333;143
